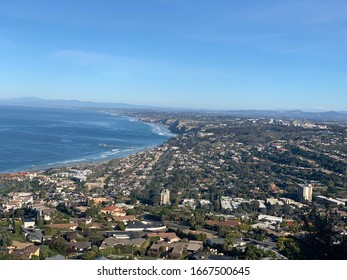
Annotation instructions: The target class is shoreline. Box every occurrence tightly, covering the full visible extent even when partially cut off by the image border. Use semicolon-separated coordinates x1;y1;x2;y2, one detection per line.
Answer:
0;110;177;175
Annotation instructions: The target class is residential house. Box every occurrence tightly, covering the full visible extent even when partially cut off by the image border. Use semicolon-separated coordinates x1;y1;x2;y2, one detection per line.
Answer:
207;238;225;248
103;231;140;239
23;218;36;229
125;221;166;232
85;223;102;230
9;245;40;260
73;206;89;214
64;232;85;242
112;215;136;222
88;197;108;204
258;214;283;224
40;208;57;221
187;240;203;253
23;228;44;244
169;242;187;259
101;206;126;217
148;241;188;259
67;242;92;253
99;237;145;250
146;232;180;243
85;182;104;190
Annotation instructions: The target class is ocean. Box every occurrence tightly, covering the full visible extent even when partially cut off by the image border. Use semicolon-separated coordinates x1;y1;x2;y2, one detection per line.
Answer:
0;105;174;173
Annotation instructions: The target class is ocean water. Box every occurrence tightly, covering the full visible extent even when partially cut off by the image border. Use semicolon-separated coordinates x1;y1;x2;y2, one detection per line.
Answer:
0;105;174;173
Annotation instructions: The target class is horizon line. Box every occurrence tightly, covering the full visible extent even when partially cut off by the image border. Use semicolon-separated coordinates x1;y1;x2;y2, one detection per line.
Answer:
0;96;346;113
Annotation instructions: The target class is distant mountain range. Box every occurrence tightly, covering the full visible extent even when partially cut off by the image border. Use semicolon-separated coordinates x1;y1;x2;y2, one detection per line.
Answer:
1;97;347;121
0;97;156;110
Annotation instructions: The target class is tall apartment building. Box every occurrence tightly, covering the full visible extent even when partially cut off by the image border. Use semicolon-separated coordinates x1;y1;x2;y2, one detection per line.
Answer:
160;189;170;205
297;184;313;202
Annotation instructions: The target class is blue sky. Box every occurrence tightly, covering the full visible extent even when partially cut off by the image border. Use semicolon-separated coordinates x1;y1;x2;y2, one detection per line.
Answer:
0;0;346;110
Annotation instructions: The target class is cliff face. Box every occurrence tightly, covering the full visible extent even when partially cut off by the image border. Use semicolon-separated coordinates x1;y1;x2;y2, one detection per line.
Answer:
134;115;199;135
163;119;199;134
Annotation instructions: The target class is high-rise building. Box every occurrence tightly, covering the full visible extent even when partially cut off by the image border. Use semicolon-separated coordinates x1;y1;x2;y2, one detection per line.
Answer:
160;189;170;205
297;184;313;202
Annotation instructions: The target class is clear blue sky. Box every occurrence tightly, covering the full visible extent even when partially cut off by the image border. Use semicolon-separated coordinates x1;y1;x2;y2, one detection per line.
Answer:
0;0;346;110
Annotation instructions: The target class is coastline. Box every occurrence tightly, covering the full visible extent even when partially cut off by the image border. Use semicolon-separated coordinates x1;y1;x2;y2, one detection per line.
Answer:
0;111;177;175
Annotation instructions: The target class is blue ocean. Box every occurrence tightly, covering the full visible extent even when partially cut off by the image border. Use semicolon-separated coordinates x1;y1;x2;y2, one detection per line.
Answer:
0;105;173;173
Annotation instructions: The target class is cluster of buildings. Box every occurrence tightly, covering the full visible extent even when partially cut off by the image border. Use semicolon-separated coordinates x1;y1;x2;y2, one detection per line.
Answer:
0;113;346;260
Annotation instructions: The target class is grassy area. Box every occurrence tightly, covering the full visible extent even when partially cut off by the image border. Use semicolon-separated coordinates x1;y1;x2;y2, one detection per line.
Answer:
12;233;27;243
0;221;9;227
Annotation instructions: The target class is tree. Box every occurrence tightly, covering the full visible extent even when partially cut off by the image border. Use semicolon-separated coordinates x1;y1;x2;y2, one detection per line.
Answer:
48;236;70;256
300;206;347;259
85;206;100;218
87;232;105;247
238;223;251;232
39;190;47;199
277;237;300;260
250;200;260;212
39;245;55;260
0;231;13;247
117;221;125;231
223;233;235;251
36;216;44;228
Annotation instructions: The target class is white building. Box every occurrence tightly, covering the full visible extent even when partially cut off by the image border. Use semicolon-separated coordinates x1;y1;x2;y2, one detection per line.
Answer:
297;184;313;202
160;189;170;205
315;195;345;206
258;214;283;224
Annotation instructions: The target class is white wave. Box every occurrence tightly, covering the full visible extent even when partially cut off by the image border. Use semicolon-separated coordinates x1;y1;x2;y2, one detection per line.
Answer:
147;123;175;137
103;112;119;117
46;146;146;167
84;121;111;127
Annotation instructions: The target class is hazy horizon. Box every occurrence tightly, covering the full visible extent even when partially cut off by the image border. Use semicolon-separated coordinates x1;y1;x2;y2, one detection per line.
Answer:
2;96;347;113
1;0;347;111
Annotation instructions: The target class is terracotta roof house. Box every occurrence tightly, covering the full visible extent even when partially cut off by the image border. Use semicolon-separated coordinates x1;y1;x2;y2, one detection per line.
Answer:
47;223;78;230
101;206;126;216
146;232;181;243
